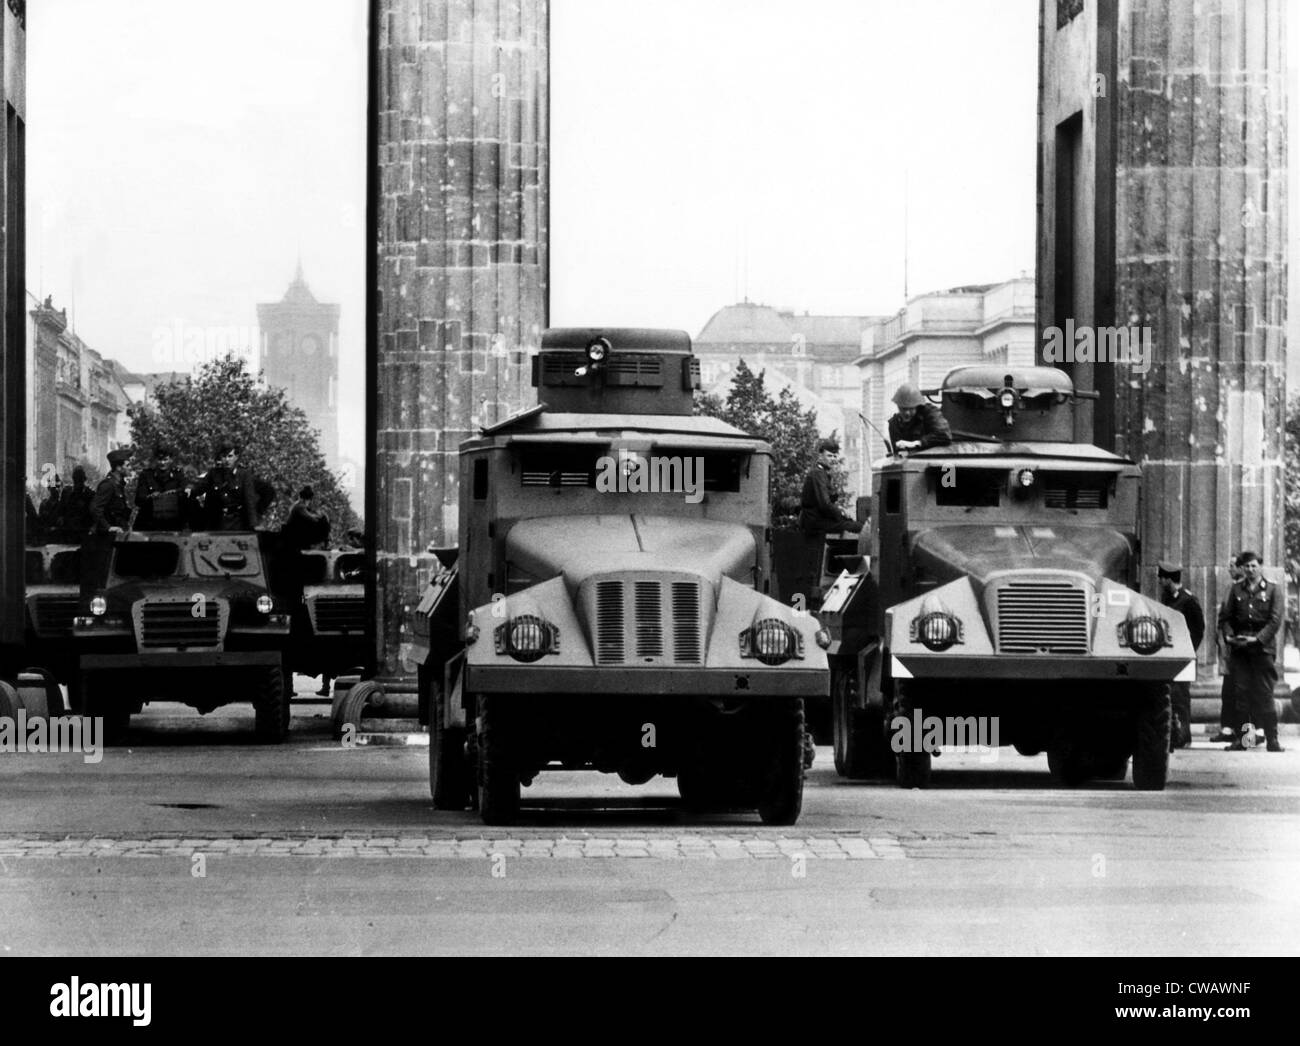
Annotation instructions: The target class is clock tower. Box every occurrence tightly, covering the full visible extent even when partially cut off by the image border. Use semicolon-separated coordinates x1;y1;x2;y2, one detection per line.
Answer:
256;261;342;469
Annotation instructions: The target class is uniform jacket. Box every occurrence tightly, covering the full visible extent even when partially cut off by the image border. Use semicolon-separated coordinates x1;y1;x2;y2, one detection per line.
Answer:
888;403;952;449
798;464;858;536
1161;586;1205;651
90;475;132;534
1218;576;1283;651
193;466;261;530
134;465;188;529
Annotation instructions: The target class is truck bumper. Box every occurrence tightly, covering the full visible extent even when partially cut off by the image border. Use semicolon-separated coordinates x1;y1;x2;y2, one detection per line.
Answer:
891;653;1195;683
81;651;284;670
465;664;828;697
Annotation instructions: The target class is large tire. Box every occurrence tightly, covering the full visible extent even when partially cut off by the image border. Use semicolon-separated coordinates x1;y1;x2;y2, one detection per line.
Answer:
757;698;805;826
833;667;888;779
0;680;19;720
254;663;291;744
334;679;381;741
82;672;130;746
427;671;471;810
1046;743;1090;787
892;682;931;789
477;694;520;825
1131;683;1171;791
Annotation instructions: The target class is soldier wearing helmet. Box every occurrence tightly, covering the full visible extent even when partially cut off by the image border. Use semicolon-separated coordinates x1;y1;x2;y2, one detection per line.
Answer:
888;383;951;452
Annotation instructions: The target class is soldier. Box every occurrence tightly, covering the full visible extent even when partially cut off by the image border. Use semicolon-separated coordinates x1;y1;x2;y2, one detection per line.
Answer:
798;438;861;537
192;444;271;531
57;466;95;539
282;485;330;553
134;443;188;530
887;383;951;452
1218;551;1285;752
1158;562;1204;750
90;449;133;535
1210;556;1244;745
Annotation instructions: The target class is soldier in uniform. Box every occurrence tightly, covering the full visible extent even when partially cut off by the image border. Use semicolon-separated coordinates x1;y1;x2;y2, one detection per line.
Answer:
134;443;188;530
1211;556;1244;744
38;475;64;534
90;449;133;535
887;383;951;452
1218;551;1285;752
192;444;271;531
798;438;861;537
1158;562;1204;750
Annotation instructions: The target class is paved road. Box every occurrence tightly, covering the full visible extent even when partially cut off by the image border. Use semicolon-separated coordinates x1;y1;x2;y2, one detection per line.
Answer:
1;702;1297;956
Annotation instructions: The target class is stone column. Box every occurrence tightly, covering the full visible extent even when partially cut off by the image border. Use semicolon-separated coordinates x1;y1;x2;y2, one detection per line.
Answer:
372;0;548;677
1111;0;1288;656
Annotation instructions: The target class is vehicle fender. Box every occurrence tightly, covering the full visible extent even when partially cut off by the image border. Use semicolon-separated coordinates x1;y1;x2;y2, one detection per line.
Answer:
886;577;993;657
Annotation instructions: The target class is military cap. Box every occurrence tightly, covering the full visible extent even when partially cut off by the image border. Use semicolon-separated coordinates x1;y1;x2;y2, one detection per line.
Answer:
816;438;839;454
1156;561;1181;581
107;448;132;468
892;383;925;409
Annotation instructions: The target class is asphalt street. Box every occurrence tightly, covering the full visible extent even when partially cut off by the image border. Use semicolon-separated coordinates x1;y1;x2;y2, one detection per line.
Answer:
1;696;1297;956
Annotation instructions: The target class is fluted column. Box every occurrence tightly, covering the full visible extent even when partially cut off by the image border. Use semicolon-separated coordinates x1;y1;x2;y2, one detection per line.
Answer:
1112;0;1287;647
372;0;548;677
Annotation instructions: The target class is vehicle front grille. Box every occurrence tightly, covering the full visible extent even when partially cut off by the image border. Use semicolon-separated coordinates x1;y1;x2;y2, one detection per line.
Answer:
30;595;79;636
307;594;366;634
593;578;704;666
595;581;626;665
134;599;227;650
996;581;1089;654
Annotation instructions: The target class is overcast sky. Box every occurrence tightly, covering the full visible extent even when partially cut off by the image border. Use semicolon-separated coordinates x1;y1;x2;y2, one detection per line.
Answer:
29;0;1045;463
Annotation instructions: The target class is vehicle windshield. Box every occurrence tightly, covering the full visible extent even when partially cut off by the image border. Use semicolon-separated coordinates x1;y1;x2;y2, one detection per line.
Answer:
49;550;82;584
112;543;181;580
517;447;746;493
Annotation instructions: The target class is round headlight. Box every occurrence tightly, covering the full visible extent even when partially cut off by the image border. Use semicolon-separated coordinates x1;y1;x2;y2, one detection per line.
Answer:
1017;468;1035;488
506;614;550;663
1126;616;1164;655
999;389;1016;409
916;611;958;651
586;338;610;363
256;594;274;614
752;619;796;665
90;596;107;616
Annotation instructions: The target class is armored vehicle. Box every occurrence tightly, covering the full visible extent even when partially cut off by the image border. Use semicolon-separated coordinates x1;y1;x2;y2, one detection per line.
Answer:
821;365;1194;790
71;530;293;742
290;548;368;680
24;543;82;683
411;328;828;825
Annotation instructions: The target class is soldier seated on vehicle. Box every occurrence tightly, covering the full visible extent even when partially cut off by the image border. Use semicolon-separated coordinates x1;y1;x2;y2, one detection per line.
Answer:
887;383;951;452
57;466;95;541
134;443;188;531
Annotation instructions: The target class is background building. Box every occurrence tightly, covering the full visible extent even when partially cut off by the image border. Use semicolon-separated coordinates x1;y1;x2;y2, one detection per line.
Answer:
854;277;1037;495
695;302;886;498
257;262;341;471
28;295;130;481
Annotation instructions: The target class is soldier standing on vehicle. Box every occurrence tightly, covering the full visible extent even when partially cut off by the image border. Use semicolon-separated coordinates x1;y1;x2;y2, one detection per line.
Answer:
283;485;330;552
1218;551;1285;752
799;438;861;537
1158;562;1204;750
888;383;952;452
192;443;270;531
90;449;133;535
134;444;188;531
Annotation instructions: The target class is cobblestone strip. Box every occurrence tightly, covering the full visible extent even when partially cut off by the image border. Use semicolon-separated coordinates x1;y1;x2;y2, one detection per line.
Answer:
0;834;907;860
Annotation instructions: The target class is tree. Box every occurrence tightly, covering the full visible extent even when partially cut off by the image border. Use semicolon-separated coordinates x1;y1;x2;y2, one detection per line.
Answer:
696;360;849;526
127;354;361;537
